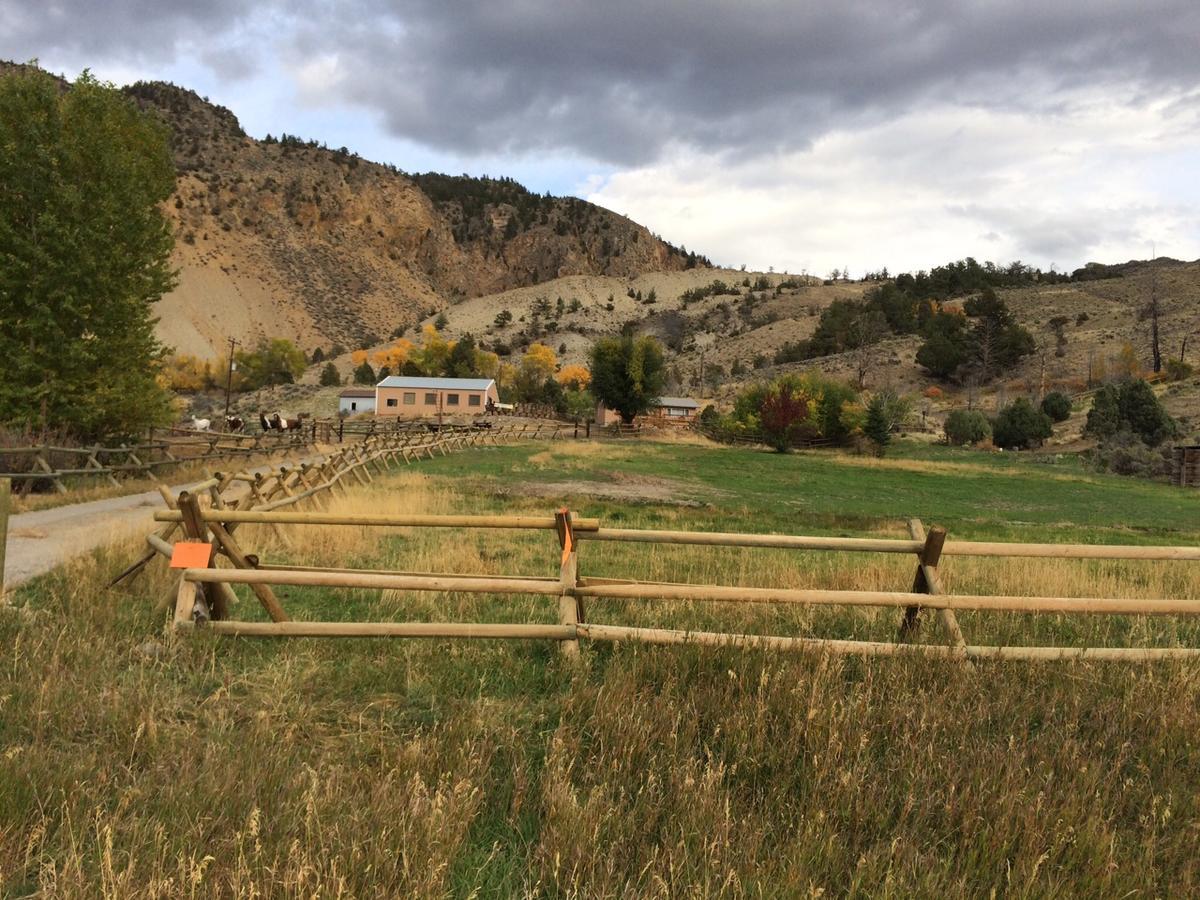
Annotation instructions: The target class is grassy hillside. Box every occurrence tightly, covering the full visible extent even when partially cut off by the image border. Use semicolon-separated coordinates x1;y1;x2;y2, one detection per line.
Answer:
3;439;1200;895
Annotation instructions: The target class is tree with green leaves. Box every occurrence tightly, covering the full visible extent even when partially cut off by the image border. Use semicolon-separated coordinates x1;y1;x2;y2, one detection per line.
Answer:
235;339;307;389
0;68;176;439
992;398;1053;449
589;335;666;423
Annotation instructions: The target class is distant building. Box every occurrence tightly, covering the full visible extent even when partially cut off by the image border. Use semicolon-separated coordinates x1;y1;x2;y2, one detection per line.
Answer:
649;396;702;421
375;376;499;418
338;388;376;416
595;396;701;426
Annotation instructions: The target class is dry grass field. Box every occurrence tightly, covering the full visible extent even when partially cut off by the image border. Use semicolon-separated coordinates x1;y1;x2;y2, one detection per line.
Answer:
3;439;1200;896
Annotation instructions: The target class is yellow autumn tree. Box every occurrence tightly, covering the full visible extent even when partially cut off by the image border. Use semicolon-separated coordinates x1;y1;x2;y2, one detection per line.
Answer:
410;325;453;376
556;364;591;389
516;343;558;401
372;338;413;372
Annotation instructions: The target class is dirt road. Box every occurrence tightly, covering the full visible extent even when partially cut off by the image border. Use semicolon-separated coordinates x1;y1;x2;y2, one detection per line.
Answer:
3;453;322;589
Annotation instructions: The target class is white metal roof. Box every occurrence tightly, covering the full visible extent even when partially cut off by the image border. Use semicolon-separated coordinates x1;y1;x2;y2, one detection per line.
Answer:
652;396;701;409
376;376;496;391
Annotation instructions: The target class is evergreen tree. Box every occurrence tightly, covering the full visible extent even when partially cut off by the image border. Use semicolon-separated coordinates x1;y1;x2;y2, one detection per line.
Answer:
353;361;377;385
319;363;341;387
447;333;479;378
864;394;892;452
0;69;176;439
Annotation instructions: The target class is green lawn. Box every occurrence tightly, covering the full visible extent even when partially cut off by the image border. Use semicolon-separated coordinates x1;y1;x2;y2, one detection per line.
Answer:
415;439;1200;542
3;438;1200;897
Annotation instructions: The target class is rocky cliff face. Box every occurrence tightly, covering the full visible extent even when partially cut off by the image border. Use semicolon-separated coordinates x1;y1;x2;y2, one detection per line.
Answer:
115;80;705;356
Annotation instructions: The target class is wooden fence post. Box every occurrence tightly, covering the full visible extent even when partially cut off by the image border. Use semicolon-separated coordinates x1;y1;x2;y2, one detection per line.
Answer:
0;477;9;601
899;519;971;665
555;508;581;655
177;491;229;621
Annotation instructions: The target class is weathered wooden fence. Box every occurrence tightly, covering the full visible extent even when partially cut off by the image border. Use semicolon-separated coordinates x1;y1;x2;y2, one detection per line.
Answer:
149;486;1200;661
115;421;565;591
0;429;314;494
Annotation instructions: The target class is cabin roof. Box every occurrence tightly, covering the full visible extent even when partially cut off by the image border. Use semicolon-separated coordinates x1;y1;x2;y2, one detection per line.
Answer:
376;376;496;391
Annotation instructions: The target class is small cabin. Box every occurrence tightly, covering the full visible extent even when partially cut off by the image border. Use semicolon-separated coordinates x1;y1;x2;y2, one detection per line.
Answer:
375;376;499;418
595;396;701;426
338;388;376;415
648;396;702;422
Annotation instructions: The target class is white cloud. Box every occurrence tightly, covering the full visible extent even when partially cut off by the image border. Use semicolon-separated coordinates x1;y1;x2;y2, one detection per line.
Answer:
587;90;1200;274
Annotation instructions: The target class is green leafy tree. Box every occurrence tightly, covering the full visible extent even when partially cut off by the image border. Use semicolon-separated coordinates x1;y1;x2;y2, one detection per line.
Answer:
992;398;1053;449
944;409;991;445
319;362;341;387
589;335;666;423
236;339;307;389
564;388;595;421
0;68;176;439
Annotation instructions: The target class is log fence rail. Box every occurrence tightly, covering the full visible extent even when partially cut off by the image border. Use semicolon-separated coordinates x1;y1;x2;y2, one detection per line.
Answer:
131;455;1200;662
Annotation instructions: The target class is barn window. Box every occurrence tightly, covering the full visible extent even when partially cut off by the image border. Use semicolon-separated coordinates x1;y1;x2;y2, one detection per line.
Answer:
468;394;481;407
350;402;357;411
386;398;397;407
425;392;437;405
403;392;416;405
447;393;460;406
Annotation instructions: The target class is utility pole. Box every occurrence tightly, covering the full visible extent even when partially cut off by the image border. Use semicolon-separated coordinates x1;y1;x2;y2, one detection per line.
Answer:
223;338;239;420
1148;242;1162;374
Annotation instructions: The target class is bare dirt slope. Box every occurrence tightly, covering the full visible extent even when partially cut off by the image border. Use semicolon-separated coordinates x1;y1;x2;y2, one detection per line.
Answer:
117;80;704;357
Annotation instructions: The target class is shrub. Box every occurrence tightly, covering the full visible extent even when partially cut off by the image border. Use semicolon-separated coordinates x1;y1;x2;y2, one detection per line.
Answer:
992;398;1053;449
1166;358;1194;382
758;381;813;452
944;409;992;446
1040;391;1072;423
1084;379;1177;447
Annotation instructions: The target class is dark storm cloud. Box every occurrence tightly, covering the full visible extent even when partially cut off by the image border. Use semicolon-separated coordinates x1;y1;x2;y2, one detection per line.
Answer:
5;0;1199;164
0;0;256;68
296;0;1200;163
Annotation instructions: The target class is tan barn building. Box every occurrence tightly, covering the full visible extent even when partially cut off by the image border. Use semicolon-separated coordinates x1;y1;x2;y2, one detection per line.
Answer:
375;376;499;419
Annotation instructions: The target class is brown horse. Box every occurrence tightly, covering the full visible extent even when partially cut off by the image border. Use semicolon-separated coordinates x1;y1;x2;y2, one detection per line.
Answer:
269;412;309;431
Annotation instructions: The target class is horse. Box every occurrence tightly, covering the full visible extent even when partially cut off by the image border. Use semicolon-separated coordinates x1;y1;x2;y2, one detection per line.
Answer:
225;415;245;433
270;412;309;431
259;412;272;432
191;417;211;431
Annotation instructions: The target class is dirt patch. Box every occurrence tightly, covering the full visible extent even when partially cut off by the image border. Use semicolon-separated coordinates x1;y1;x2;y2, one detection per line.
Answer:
501;471;715;507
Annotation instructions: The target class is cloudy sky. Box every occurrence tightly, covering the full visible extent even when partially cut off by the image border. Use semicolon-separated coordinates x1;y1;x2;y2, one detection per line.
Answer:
4;0;1198;275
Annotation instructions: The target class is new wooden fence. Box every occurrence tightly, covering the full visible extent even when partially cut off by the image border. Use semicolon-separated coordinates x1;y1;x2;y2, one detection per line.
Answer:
143;481;1200;661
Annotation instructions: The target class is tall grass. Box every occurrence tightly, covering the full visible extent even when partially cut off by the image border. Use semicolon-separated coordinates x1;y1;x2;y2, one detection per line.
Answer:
3;444;1200;896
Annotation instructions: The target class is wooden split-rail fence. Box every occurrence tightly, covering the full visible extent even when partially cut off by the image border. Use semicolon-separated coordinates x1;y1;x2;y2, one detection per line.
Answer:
112;421;564;591
127;454;1200;661
1;428;314;494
